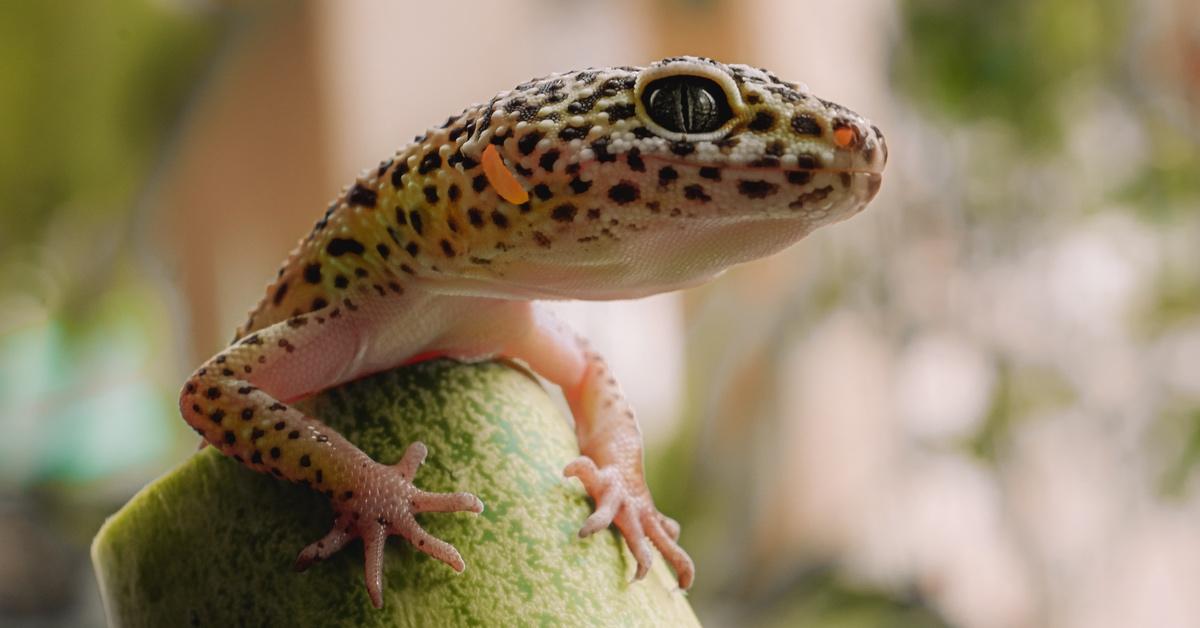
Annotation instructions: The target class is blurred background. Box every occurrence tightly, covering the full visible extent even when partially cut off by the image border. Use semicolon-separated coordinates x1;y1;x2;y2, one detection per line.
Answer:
1;0;1198;625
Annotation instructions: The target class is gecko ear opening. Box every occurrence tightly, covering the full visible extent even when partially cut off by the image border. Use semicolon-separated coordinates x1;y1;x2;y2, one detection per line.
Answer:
482;144;529;205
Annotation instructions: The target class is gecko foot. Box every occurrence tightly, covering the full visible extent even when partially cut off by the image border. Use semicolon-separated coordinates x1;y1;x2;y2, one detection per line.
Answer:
293;442;484;608
564;455;694;589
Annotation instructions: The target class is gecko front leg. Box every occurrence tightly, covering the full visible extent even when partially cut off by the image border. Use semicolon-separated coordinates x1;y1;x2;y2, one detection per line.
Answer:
179;304;483;608
437;301;694;588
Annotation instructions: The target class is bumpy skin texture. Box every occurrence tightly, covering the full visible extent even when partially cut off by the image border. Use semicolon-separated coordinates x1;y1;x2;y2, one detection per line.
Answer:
179;56;886;608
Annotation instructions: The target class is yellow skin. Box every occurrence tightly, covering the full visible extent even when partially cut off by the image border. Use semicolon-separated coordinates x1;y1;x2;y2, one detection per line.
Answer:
180;56;886;608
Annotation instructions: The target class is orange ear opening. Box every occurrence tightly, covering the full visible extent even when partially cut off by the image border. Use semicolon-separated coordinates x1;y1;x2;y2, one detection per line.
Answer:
482;144;530;205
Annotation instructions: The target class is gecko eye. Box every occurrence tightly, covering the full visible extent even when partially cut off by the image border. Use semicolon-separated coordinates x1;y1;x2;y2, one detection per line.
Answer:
641;75;732;134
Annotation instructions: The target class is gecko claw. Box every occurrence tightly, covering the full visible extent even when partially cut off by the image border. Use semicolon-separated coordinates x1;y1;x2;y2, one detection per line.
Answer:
295;442;482;608
564;455;695;589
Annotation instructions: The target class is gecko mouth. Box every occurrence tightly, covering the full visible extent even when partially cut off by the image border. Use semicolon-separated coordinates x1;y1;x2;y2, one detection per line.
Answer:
646;153;886;177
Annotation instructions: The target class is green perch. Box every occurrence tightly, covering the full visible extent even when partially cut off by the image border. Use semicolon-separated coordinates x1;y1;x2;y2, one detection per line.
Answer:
92;360;698;627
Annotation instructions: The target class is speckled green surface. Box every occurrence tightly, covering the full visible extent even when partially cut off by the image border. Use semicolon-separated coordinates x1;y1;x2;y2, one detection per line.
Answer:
92;360;698;627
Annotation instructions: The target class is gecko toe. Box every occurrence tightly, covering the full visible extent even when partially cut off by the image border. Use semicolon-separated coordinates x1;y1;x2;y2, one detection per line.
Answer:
410;489;484;514
394;518;468;572
295;517;354;572
563;456;601;486
659;513;681;541
645;513;694;589
579;482;622;537
395;441;428;480
566;454;693;588
362;525;388;609
295;449;479;608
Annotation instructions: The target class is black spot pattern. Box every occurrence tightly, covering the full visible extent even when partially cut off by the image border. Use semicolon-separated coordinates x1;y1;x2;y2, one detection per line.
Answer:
789;185;834;209
684;185;712;202
748;111;775;131
559;125;590;141
750;157;781;168
567;93;601;115
518;131;542;156
658;167;679;186
738;179;780;199
569;177;592;194
791;114;822;136
591;139;616;163
551;203;577;222
327;238;365;257
303;263;322;284
605;102;636;120
418;152;441;175
347;183;377;208
608;182;640;204
626;147;645;172
787;171;813;185
391;161;409;187
670;141;695;156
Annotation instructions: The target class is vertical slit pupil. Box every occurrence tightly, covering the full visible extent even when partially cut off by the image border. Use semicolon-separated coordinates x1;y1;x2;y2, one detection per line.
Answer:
642;75;731;134
677;87;690;132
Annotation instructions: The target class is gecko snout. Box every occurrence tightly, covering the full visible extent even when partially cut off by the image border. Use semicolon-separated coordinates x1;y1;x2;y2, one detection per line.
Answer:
827;116;887;175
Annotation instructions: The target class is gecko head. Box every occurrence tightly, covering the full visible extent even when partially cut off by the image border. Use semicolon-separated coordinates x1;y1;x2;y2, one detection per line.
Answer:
452;57;886;299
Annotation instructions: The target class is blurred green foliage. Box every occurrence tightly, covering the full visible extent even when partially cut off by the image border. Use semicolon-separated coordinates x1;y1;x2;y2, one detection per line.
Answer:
0;2;228;488
975;360;1091;466
0;0;225;316
898;0;1199;469
1118;118;1200;217
895;0;1127;150
897;0;1200;214
730;568;949;628
1145;264;1200;333
1157;406;1200;498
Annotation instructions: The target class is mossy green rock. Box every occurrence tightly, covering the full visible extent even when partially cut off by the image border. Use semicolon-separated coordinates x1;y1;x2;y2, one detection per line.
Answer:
92;360;698;627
